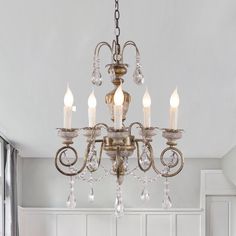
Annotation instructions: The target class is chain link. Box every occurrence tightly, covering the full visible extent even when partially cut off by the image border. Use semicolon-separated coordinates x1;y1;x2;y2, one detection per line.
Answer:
114;0;121;60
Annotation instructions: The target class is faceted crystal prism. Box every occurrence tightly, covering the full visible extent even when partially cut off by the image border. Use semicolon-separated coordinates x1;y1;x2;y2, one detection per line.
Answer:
66;192;76;208
162;195;172;209
114;196;124;218
91;69;102;86
88;187;95;203
162;178;172;209
87;146;99;171
133;66;144;85
140;187;150;201
114;184;124;218
140;144;151;169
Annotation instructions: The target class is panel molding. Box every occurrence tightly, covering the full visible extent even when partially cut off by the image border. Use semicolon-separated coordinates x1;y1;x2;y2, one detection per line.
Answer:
19;207;203;236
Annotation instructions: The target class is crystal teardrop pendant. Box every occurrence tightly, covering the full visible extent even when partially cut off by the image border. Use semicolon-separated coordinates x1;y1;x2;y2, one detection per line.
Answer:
140;187;150;201
88;186;95;203
87;146;99;171
114;196;124;218
66;192;76;208
162;178;172;209
114;183;124;218
133;66;144;85
162;195;172;209
140;144;151;169
91;69;102;86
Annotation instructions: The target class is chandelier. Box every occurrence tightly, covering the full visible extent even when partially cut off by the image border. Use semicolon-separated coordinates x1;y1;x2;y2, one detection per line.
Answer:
55;0;184;217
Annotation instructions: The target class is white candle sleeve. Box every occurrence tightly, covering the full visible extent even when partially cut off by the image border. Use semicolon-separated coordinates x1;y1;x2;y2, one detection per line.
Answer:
64;106;72;129
88;107;96;127
169;107;178;129
143;107;151;128
114;105;123;130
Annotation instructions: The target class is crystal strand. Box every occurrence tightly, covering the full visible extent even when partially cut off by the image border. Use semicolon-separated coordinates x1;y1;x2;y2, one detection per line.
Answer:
114;183;124;218
133;55;144;85
162;178;172;209
66;177;76;208
91;56;102;86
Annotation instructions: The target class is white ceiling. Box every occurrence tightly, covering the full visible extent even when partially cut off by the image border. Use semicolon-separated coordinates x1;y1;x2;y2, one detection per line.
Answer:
0;0;236;158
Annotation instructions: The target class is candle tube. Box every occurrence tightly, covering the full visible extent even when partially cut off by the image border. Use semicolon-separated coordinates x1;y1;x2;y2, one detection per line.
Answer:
142;88;151;128
88;90;97;127
169;88;179;129
63;85;74;129
113;84;124;130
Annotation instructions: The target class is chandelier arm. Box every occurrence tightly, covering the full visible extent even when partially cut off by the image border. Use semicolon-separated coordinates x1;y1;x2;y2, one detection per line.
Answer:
135;140;153;172
82;123;109;141
152;146;184;178
128;122;144;136
94;42;113;57
98;141;104;167
94;122;109;130
55;145;88;177
121;41;140;62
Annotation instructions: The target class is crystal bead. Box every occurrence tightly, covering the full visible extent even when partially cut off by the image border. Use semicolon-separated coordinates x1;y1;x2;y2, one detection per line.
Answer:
162;195;172;209
162;166;170;175
88;187;95;203
91;69;102;86
133;66;144;85
140;187;150;201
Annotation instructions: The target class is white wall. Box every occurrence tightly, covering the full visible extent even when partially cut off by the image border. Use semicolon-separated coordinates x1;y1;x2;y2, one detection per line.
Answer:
19;158;220;208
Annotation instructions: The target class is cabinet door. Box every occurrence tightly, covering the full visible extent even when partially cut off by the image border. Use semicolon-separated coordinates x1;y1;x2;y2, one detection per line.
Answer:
117;214;143;236
20;214;56;236
206;196;236;236
87;214;115;236
177;214;200;236
57;215;86;236
147;215;172;236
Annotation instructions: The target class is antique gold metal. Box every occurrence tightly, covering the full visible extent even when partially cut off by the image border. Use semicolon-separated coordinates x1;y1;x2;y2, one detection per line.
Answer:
54;0;184;197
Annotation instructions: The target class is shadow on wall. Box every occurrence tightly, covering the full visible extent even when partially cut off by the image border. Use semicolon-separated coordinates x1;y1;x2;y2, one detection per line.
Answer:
222;146;236;186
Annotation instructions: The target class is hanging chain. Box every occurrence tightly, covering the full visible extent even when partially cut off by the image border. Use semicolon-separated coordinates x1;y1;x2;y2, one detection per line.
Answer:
114;0;121;61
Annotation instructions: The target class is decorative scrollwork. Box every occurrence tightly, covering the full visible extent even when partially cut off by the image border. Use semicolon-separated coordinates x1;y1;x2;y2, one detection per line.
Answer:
55;145;87;176
152;146;184;178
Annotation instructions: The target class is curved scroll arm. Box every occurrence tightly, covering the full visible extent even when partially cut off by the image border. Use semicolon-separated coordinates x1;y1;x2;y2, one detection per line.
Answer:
135;140;153;172
94;42;113;57
128;122;144;137
121;40;140;61
152;146;184;178
55;145;88;177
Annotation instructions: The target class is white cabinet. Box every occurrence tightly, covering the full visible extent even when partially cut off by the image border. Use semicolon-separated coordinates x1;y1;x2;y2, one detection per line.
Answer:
19;208;203;236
